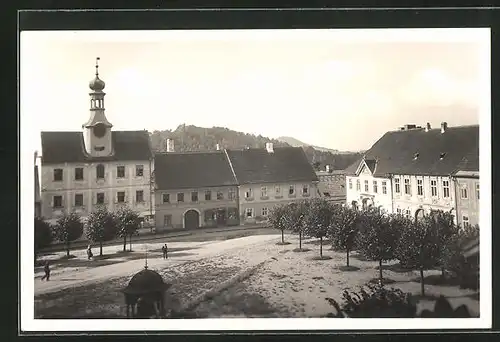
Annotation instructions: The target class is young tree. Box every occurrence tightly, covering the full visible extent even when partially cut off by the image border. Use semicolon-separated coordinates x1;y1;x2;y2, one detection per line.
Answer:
86;206;118;256
329;205;359;267
396;214;441;296
432;210;460;277
52;212;84;258
356;208;402;283
268;204;288;244
304;198;335;258
34;217;53;263
115;206;142;252
286;200;311;250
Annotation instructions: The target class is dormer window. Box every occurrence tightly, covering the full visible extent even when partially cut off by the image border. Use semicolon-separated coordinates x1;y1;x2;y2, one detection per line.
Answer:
439;152;446;160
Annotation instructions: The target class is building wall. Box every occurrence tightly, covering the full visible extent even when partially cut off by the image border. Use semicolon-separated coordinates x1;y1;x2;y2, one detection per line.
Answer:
455;177;480;227
41;160;153;223
317;172;346;203
345;173;393;214
154;185;239;230
391;174;456;221
238;181;318;222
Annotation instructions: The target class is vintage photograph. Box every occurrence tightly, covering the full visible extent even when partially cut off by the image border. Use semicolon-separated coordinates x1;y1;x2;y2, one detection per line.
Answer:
20;28;490;331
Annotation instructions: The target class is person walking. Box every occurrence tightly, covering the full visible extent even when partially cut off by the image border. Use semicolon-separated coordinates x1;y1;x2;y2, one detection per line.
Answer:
87;245;93;260
41;261;50;281
161;245;166;259
164;243;168;259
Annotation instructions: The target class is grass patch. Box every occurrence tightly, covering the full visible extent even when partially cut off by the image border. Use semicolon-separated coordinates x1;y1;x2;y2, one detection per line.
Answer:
309;255;333;261
367;277;396;285
292;248;311;253
338;265;360;272
275;241;292;246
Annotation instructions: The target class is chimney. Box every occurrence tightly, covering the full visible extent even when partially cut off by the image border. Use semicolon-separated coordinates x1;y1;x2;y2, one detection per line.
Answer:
166;139;175;152
325;165;330;173
34;150;38;164
440;122;448;133
425;122;431;132
266;142;274;153
216;143;220;151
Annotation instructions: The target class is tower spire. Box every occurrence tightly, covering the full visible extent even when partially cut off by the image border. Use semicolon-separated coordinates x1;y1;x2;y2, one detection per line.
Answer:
95;57;100;76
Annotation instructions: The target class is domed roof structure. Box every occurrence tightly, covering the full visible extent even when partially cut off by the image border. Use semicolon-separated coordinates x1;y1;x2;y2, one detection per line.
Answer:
89;76;105;92
123;267;171;295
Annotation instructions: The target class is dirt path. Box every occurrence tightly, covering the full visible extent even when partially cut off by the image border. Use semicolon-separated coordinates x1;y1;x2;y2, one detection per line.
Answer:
34;234;281;296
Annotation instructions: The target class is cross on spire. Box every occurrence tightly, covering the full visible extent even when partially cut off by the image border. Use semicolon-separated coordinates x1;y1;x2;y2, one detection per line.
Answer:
95;57;100;76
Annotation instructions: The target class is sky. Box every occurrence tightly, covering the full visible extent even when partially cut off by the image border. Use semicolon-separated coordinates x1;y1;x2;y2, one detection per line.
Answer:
20;29;489;153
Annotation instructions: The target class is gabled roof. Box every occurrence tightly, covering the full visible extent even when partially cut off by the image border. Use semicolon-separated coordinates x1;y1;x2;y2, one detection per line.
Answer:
41;131;153;164
154;151;238;190
225;147;318;185
345;125;479;177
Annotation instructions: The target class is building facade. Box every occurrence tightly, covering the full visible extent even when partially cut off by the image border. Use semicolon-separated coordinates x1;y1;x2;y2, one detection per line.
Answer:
154;147;239;230
454;170;480;227
345;123;479;224
316;166;346;204
40;58;154;225
226;143;319;223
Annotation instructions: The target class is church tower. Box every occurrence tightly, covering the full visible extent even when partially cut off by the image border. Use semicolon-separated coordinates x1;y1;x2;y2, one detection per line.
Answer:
82;57;114;157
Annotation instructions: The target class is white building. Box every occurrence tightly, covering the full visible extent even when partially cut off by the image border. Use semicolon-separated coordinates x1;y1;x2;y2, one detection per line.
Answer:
40;58;154;225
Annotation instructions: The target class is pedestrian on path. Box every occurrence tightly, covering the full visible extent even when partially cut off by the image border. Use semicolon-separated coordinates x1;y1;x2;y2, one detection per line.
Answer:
87;245;93;260
164;243;168;259
161;245;166;259
41;261;50;281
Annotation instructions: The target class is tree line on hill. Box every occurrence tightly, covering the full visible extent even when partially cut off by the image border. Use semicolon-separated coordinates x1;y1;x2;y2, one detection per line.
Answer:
34;206;142;262
149;124;362;171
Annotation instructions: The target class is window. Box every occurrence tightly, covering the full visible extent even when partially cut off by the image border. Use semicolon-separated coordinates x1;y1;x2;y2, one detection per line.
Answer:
404;178;411;195
396;208;401;214
205;190;212;201
460;184;468;199
373;181;378;193
302;185;309;195
191;191;198;202
217;191;224;200
382;181;387;194
96;164;105;179
117;191;125;203
162;194;170;203
462;215;470;227
262;207;268;217
228;188;236;200
261;186;268;198
74;194;83;207
275;185;281;196
117;166;125;178
136;165;144;177
246;208;253;218
96;193;105;205
442;180;450;198
394;178;400;193
289;185;295;195
431;180;438;197
417;179;423;196
356;180;361;191
476;183;480;199
404;209;411;218
53;168;63;182
163;214;172;226
245;188;253;198
176;193;184;202
364;180;369;192
136;190;144;203
53;195;63;208
75;168;84;181
349;179;353;189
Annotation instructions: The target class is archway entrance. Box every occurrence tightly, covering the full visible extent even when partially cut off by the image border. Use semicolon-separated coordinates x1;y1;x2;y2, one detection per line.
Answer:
415;208;425;221
184;210;200;229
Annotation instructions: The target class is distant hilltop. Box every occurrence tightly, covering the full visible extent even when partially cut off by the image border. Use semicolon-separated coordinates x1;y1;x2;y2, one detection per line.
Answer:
149;124;363;171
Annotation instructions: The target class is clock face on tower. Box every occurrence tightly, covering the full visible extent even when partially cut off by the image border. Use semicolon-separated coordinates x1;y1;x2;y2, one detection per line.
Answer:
93;123;107;138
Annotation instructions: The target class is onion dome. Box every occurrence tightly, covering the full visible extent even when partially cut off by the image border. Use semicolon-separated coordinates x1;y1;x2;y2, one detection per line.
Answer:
89;57;105;91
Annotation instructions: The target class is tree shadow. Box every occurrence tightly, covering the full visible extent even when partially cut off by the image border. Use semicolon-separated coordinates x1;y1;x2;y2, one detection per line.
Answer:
337;265;360;272
375;263;415;274
303;239;332;246
276;241;292;246
367;277;396;285
309;255;333;261
409;274;461;287
292;248;311;253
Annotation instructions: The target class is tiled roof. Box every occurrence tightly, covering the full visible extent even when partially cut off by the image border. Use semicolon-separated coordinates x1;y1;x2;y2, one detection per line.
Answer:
345;125;479;177
154;151;238;190
41;131;153;164
225;147;318;185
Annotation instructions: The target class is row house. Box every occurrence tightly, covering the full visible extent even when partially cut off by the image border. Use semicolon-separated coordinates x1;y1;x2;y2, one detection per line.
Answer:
225;143;319;223
316;165;346;204
40;58;154;225
154;146;239;230
346;122;479;226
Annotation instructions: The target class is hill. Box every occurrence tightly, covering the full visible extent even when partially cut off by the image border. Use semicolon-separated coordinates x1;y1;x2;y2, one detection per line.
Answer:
277;136;340;153
149;124;362;171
